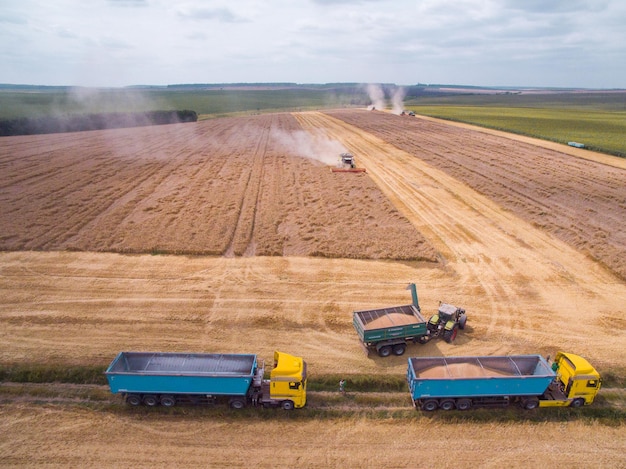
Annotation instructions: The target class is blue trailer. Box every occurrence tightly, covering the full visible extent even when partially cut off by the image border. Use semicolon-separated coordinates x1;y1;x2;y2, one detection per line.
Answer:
105;350;307;409
407;354;558;411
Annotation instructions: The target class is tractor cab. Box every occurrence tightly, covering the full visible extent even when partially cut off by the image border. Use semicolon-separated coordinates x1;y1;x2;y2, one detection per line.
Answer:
427;303;468;343
437;303;464;323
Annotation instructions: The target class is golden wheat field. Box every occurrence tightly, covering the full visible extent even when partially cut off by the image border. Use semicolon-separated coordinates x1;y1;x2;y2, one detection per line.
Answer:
1;110;625;468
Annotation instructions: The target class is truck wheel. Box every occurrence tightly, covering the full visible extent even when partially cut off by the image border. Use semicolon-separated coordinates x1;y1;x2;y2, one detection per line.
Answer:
143;395;159;407
281;400;295;410
422;400;439;412
126;394;142;406
439;399;455;411
570;398;585;408
378;346;392;357
521;398;539;410
456;399;472;411
229;398;246;409
160;395;176;407
393;344;406;356
443;324;458;343
459;313;467;330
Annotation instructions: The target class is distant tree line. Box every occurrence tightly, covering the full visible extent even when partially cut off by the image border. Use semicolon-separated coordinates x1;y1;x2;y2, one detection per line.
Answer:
0;110;197;137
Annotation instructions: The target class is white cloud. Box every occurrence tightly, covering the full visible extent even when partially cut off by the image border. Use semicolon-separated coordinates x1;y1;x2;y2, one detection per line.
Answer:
0;0;624;87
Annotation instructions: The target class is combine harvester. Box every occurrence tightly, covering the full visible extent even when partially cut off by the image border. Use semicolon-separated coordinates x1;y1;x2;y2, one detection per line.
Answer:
331;152;366;173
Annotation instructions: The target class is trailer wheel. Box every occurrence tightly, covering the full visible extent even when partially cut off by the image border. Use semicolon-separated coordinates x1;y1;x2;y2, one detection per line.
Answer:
443;324;458;343
126;394;142;406
417;336;429;345
392;344;407;356
422;400;439;412
456;399;472;411
439;399;455;411
160;395;176;407
143;394;159;407
570;398;585;408
377;346;392;357
229;398;246;409
281;400;295;410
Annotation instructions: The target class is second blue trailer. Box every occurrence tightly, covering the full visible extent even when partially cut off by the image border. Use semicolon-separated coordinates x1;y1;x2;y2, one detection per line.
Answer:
407;354;556;411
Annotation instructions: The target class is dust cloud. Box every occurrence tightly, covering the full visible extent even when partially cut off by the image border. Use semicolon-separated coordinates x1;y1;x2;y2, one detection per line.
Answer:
365;84;406;114
271;128;346;166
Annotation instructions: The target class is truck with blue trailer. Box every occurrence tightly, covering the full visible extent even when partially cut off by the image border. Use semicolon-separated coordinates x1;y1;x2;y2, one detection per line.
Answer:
105;350;307;410
406;351;601;411
353;283;467;357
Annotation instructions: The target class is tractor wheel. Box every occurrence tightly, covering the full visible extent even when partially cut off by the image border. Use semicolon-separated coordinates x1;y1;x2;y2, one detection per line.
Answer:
393;344;407;356
378;346;392;358
456;399;472;411
126;394;142;406
281;400;295;410
458;313;467;330
422;400;439;412
439;399;455;411
444;324;459;343
570;398;585;408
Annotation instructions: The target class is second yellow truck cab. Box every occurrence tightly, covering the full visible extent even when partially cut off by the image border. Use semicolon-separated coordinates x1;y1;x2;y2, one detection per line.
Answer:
539;351;602;407
268;350;307;409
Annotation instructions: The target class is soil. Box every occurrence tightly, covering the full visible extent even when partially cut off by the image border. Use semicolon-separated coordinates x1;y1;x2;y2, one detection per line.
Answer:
0;110;625;467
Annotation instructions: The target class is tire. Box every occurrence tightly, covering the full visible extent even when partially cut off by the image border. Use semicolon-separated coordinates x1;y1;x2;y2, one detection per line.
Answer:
126;394;142;406
143;394;159;407
160;395;176;407
281;400;295;410
392;344;407;356
458;314;467;330
456;399;472;411
417;335;429;345
440;399;455;411
422;400;439;412
570;398;585;408
521;398;539;410
378;345;392;357
443;324;459;343
229;398;246;409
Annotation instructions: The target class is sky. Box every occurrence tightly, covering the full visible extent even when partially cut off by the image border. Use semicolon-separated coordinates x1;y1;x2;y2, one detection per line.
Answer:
1;0;625;88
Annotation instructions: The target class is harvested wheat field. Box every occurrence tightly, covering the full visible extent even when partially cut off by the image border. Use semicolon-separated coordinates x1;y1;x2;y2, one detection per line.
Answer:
1;110;625;468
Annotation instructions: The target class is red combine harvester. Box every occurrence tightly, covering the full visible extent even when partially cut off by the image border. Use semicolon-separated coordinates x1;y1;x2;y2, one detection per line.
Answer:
331;153;367;173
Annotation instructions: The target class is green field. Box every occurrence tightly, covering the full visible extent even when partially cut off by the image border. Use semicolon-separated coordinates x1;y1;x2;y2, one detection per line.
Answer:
406;92;626;157
0;86;367;120
1;85;625;157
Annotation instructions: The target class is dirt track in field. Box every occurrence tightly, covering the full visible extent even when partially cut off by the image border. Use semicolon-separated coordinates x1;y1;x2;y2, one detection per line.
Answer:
325;109;626;280
1;110;625;467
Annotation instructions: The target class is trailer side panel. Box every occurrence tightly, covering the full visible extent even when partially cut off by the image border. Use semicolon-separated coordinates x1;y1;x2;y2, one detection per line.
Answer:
105;352;256;396
407;355;555;400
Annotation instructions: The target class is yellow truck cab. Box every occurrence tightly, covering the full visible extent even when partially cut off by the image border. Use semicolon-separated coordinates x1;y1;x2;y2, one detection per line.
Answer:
269;350;307;409
540;351;602;407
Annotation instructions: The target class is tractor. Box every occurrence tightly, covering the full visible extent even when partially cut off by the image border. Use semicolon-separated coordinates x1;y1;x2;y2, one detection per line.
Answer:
425;303;468;343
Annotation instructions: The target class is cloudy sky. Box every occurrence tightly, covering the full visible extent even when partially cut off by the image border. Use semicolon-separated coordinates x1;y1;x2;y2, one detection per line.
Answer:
1;0;625;88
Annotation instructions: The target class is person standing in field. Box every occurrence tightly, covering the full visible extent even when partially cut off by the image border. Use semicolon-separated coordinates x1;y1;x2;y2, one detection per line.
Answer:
339;379;346;395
